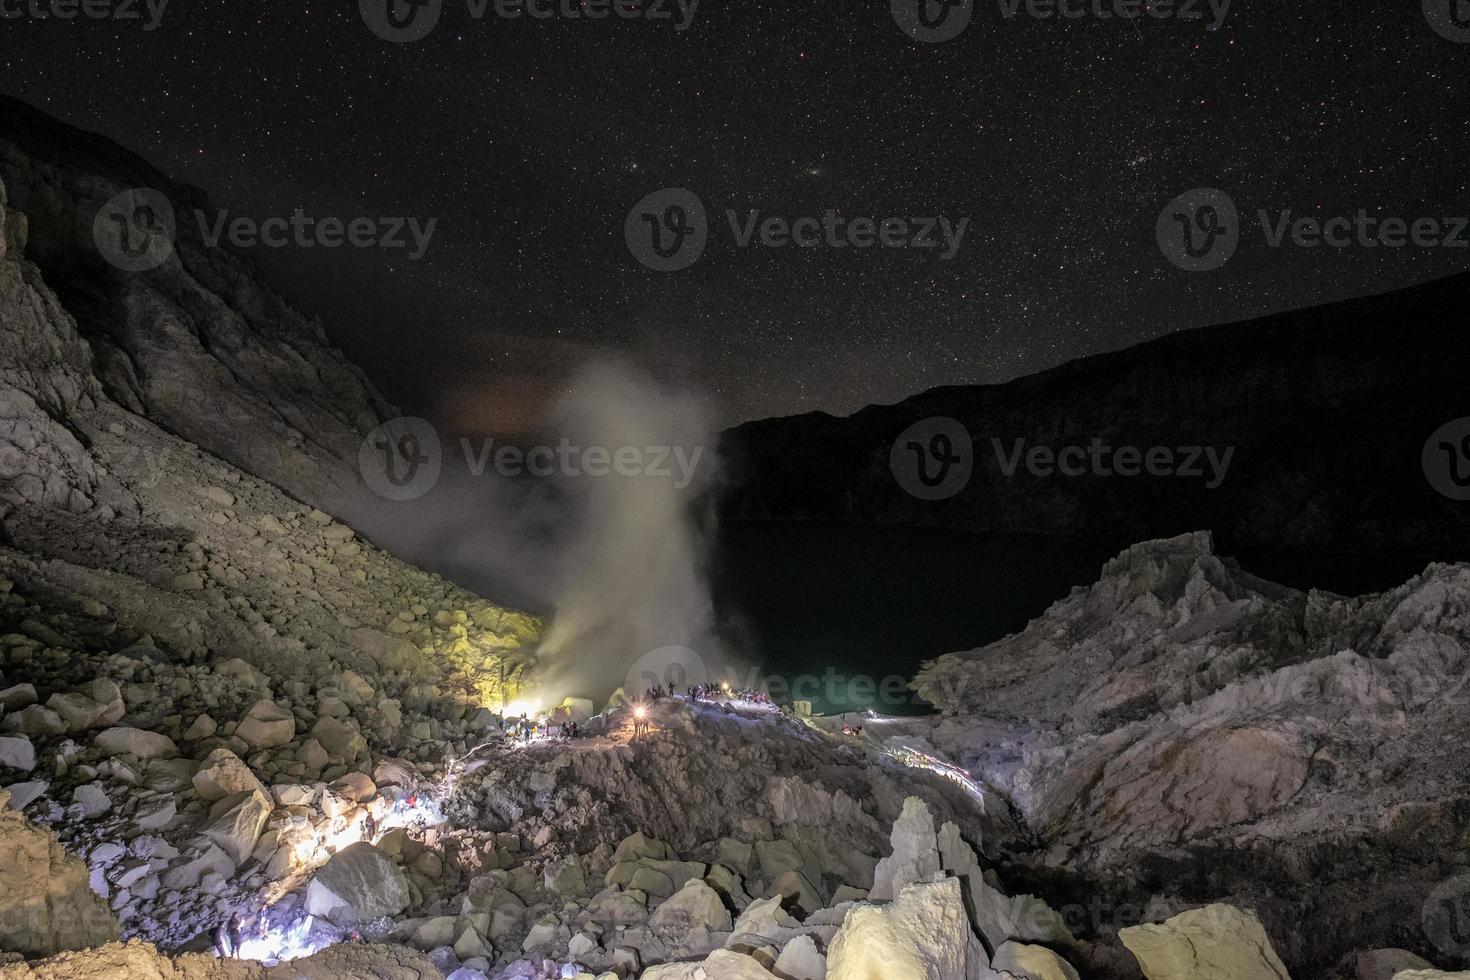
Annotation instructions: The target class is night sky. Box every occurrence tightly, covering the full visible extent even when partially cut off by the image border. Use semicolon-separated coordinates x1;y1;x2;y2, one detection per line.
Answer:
3;0;1468;426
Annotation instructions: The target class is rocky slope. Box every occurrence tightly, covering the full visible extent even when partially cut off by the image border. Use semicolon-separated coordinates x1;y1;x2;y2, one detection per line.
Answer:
5;97;1470;980
0;94;393;519
719;273;1470;557
907;532;1470;976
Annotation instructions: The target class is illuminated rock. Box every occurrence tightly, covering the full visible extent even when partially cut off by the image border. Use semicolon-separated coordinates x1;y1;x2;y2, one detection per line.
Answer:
992;941;1081;980
773;935;826;980
1119;904;1290;980
826;878;990;980
198;789;272;865
192;747;268;801
305;842;409;924
643;949;784;979
0;787;119;955
869;797;942;901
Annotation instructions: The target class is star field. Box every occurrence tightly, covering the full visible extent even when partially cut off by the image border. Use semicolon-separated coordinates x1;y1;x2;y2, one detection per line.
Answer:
2;0;1468;425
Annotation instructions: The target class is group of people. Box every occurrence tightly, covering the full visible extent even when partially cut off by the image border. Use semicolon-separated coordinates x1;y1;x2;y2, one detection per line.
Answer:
504;713;582;742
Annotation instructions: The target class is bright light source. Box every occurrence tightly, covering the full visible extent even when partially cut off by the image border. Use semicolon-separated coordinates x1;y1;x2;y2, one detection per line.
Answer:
634;706;647;719
505;700;539;717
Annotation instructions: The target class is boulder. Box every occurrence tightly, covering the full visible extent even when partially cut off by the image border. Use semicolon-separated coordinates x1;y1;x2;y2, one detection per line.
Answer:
826;878;989;980
869;797;942;901
650;879;733;940
644;949;784;979
161;842;236;890
183;714;218;741
4;705;66;736
191;747;268;801
1119;904;1290;980
235;700;296;749
993;941;1081;980
310;717;366;760
1354;950;1435;980
0;734;36;771
773;935;827;980
0;788;120;955
198;790;272;865
545;856;587;896
329;771;376;803
46;682;124;731
94;727;177;759
0;684;36;710
613;831;674;863
305;843;409;924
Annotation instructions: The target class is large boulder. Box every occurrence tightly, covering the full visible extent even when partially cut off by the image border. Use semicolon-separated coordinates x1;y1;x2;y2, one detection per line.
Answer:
650;878;733;940
827;878;989;980
197;790;272;865
93;727;177;760
870;796;942;901
191;748;268;802
1119;904;1290;980
235;700;295;749
0;788;119;955
45;681;124;731
992;941;1081;980
304;843;409;924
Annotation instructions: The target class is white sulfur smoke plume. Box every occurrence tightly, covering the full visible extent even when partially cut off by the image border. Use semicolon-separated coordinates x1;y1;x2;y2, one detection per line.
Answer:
534;361;720;704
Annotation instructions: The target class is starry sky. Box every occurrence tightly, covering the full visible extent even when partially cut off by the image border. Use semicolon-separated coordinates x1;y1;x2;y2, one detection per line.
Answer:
3;0;1469;426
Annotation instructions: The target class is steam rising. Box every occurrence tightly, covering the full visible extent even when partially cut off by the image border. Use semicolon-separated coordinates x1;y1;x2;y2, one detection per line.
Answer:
535;362;719;703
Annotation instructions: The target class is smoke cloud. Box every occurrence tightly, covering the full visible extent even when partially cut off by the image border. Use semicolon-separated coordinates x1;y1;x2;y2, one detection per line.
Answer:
534;361;720;705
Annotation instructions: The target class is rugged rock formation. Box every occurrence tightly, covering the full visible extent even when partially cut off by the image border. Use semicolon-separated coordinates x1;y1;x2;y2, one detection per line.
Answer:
720;272;1470;556
907;531;1470;975
0;95;393;518
0;787;117;956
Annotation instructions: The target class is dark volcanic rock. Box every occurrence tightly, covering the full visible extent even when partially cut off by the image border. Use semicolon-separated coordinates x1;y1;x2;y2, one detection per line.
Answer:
0;95;392;516
720;274;1470;557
